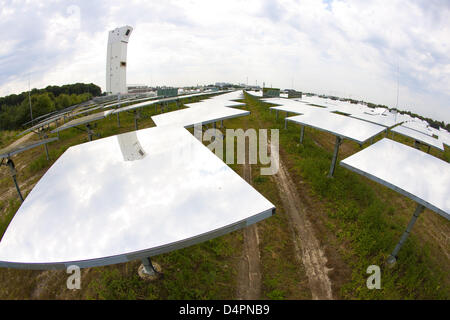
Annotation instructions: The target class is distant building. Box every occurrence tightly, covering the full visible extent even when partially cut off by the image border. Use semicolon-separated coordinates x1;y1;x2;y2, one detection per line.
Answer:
215;82;233;88
262;87;280;98
286;89;302;99
127;85;149;94
157;87;178;97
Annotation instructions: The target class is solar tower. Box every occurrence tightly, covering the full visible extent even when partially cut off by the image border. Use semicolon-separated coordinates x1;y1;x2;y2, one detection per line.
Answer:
106;26;133;95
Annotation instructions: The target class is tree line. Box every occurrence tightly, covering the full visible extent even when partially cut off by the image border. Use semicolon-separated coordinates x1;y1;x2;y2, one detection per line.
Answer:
0;83;101;130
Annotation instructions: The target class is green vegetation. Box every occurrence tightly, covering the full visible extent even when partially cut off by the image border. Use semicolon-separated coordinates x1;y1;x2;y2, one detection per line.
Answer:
0;83;101;130
88;236;239;300
0;130;20;148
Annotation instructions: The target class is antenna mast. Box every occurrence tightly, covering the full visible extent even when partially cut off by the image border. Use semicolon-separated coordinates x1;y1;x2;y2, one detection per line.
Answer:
28;76;33;125
396;63;399;109
395;61;399;122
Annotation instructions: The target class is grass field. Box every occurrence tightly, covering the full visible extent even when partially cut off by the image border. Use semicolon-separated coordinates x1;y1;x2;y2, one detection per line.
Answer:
0;92;448;299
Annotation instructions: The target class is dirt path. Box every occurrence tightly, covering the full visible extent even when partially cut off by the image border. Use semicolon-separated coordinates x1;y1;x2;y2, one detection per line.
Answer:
236;150;262;300
248;101;335;299
0;176;36;202
273;156;334;300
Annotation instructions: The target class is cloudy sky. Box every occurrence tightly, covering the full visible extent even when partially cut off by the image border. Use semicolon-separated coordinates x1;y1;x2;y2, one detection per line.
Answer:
0;0;449;122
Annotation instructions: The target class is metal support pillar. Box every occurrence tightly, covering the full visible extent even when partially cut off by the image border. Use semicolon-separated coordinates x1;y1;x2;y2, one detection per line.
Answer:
387;204;425;265
427;145;430;154
134;110;140;131
139;257;162;280
39;132;50;160
300;126;305;143
276;110;279;120
86;124;93;142
212;122;216;142
284;118;288;129
141;257;158;275
6;159;24;202
117;97;122;126
328;136;342;178
44;143;49;161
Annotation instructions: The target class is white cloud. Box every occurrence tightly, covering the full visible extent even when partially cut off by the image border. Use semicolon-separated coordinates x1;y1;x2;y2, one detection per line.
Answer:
0;0;448;122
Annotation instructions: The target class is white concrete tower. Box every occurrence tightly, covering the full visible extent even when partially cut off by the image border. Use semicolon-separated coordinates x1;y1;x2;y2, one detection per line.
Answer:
106;26;133;95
